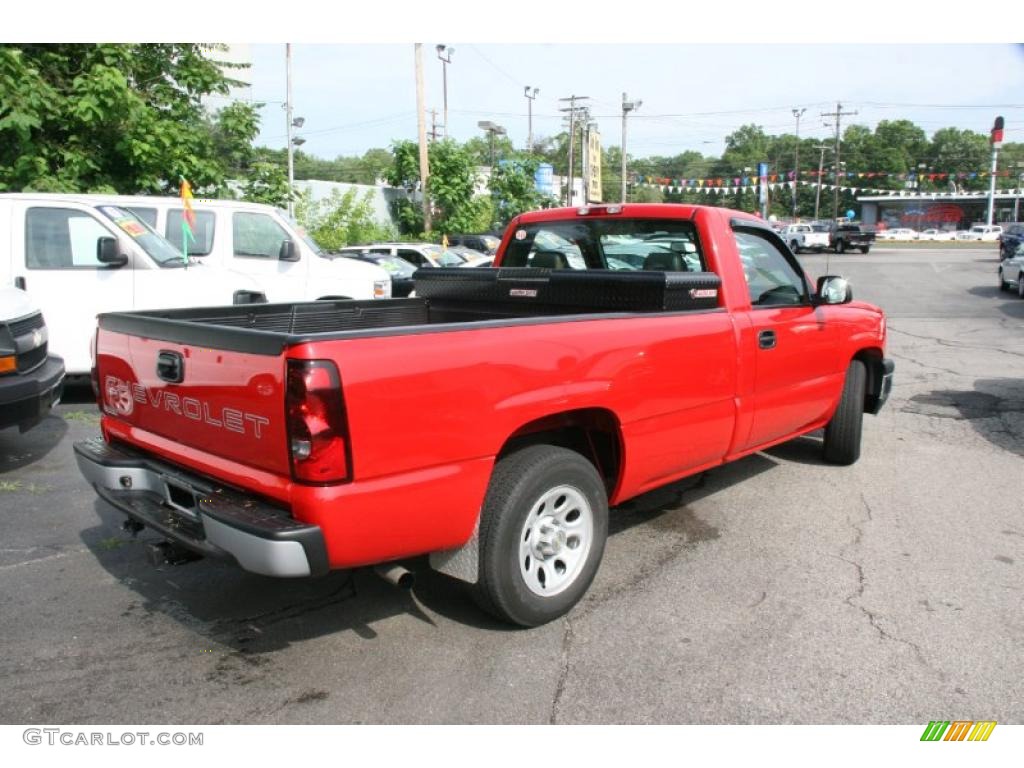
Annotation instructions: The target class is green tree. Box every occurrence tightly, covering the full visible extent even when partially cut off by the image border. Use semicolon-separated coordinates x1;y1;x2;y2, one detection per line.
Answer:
488;154;544;227
388;138;490;234
0;43;257;194
296;187;396;251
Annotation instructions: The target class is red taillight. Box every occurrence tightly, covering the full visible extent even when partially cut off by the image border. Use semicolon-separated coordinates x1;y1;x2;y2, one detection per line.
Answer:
286;360;351;484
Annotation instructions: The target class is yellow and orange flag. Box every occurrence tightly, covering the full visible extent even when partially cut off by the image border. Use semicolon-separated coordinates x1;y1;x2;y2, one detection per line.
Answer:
179;177;196;263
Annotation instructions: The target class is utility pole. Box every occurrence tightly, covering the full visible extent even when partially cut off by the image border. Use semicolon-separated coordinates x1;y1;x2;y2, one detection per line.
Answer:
436;45;453;139
988;116;1004;226
524;86;539;152
813;143;831;221
415;44;431;232
559;95;589;206
285;44;295;218
821;101;857;222
791;107;806;217
621;93;642;204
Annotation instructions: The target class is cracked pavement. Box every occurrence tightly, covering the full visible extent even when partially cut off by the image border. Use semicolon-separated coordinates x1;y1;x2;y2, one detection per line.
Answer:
1;246;1022;724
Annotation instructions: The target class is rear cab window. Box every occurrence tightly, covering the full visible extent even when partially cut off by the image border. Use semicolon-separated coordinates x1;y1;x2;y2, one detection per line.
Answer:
501;218;705;273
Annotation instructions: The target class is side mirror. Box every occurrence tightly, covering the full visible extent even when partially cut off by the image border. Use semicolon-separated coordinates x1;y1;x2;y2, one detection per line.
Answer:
816;275;853;305
96;237;128;267
279;239;299;262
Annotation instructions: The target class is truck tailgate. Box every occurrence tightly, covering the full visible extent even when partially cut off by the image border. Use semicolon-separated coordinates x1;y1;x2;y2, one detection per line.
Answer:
97;329;289;476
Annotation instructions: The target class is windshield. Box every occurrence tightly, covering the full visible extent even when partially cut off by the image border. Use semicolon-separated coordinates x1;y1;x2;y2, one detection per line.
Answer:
96;205;188;266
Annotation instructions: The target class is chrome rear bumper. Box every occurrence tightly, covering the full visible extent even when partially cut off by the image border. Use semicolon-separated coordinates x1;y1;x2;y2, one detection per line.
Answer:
74;438;328;578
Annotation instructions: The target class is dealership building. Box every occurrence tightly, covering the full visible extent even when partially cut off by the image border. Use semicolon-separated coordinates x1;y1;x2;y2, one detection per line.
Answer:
857;190;1024;230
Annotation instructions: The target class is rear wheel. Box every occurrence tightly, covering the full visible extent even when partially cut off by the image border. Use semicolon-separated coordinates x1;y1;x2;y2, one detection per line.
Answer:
836;238;846;254
860;246;870;254
1018;274;1024;299
473;445;608;627
823;360;866;465
998;268;1010;292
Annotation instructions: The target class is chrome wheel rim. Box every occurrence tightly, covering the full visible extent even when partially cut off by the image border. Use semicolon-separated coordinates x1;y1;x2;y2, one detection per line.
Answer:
518;485;593;597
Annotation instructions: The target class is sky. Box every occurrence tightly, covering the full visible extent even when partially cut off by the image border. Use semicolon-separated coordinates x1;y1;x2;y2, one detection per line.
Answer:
236;42;1024;165
12;0;1024;170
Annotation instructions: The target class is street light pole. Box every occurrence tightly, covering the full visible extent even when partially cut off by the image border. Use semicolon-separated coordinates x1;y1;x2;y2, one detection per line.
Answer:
436;45;453;139
285;43;295;218
524;86;539;153
621;93;641;204
791;107;805;217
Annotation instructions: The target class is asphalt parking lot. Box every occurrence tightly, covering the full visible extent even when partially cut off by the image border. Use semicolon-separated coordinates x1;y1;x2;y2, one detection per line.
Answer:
2;244;1022;725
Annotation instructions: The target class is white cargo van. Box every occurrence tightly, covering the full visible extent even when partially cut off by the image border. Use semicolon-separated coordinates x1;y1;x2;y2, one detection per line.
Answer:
0;194;267;376
84;196;391;304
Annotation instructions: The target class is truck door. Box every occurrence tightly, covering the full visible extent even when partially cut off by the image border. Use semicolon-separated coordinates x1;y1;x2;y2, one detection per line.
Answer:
13;203;135;374
734;226;842;450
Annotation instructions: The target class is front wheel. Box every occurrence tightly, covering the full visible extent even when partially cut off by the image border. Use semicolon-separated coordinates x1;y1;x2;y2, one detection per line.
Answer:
836;239;846;254
998;268;1010;292
823;360;866;465
790;240;801;254
1018;274;1024;299
473;445;608;627
860;246;870;254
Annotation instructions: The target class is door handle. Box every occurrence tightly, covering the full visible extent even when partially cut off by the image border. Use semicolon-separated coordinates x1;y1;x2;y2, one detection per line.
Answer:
157;351;184;383
758;330;777;350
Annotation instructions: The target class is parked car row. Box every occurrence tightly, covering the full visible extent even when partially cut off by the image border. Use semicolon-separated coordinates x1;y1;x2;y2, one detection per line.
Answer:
877;224;1004;242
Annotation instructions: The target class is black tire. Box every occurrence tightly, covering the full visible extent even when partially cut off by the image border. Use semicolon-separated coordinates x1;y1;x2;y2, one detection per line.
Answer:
1018;274;1024;300
860;246;870;254
790;240;801;254
998;268;1010;292
823;359;866;465
836;238;846;254
473;445;608;627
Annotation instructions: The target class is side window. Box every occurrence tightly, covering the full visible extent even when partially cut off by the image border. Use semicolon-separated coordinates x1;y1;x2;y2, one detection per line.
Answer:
734;230;809;307
167;209;216;256
125;207;158;228
232;212;289;259
397;248;425;267
25;207;113;270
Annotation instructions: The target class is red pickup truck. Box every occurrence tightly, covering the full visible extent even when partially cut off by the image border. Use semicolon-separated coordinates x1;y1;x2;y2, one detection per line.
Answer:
75;204;893;626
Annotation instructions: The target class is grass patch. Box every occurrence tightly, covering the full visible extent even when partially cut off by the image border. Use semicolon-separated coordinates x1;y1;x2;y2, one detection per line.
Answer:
0;480;23;492
63;410;101;424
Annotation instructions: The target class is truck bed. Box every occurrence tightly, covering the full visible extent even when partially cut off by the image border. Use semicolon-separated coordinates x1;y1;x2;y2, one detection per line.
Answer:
99;268;722;354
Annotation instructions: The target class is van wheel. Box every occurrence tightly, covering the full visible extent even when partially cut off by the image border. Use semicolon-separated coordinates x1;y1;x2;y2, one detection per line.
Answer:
473;445;608;627
823;360;866;466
